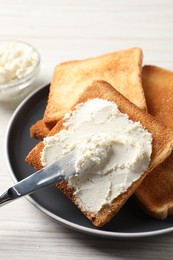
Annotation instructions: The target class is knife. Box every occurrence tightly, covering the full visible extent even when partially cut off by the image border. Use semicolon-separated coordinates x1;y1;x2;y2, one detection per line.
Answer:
0;149;85;206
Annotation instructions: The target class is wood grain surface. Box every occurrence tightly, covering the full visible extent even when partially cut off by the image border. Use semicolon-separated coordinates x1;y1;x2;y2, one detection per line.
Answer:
0;1;173;259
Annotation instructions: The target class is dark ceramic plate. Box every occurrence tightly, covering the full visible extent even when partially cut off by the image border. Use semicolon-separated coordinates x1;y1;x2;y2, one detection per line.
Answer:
5;84;173;238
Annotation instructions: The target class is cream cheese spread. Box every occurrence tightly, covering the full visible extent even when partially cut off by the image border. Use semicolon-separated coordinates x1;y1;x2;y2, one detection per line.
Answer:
41;98;152;213
0;42;39;84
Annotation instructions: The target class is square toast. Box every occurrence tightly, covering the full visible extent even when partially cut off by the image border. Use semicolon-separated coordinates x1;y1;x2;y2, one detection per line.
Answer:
135;65;173;219
26;80;173;227
30;47;146;139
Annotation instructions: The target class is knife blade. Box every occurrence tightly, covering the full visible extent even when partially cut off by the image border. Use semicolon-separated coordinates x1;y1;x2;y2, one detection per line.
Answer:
0;149;83;206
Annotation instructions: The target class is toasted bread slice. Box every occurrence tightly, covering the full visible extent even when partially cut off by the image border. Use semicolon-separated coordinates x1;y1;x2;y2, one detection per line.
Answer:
30;119;50;140
135;65;173;219
30;48;146;139
43;48;146;128
26;80;173;226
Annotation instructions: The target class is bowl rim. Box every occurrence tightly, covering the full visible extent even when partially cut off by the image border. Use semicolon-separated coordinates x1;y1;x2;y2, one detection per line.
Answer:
0;39;40;91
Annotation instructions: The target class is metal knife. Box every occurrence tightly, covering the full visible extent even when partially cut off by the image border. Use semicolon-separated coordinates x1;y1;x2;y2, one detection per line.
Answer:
0;149;83;206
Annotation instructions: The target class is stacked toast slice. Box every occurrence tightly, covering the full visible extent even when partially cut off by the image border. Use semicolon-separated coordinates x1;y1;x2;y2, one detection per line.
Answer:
135;65;173;219
25;48;173;226
30;48;146;139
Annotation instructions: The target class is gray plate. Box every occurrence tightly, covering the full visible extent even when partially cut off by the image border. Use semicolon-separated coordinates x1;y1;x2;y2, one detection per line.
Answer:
5;84;173;238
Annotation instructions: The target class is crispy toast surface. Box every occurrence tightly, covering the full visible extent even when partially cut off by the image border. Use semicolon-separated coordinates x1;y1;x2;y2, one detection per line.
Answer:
26;80;173;226
30;119;50;139
43;48;146;128
30;48;146;138
135;65;173;219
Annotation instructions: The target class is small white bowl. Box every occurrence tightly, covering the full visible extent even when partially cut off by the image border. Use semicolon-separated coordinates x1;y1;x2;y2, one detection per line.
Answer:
0;40;40;103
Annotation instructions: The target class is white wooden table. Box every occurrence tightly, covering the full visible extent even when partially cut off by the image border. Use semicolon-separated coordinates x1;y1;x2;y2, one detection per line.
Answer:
1;1;173;259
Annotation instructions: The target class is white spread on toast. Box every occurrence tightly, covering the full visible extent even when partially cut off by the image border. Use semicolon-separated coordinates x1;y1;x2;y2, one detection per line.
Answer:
0;42;39;84
41;98;152;213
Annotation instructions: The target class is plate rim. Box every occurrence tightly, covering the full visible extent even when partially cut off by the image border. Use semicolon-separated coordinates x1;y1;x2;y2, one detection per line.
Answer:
4;84;173;239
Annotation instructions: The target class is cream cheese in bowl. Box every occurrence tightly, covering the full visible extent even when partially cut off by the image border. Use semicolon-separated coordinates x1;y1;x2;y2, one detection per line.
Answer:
0;40;40;103
41;98;152;214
